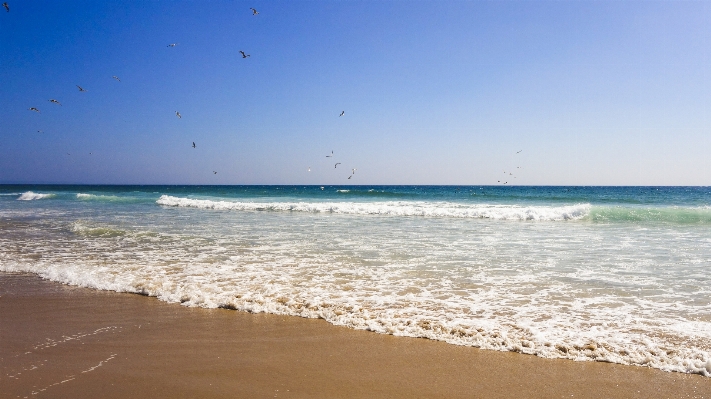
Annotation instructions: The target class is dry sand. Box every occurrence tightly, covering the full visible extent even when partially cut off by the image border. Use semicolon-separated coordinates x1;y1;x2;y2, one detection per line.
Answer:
1;272;710;399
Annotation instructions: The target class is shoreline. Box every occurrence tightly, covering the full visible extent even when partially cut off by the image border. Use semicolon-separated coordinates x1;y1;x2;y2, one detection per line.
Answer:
1;272;710;398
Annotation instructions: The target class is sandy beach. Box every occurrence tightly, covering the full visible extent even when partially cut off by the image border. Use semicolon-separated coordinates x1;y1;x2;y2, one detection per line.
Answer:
1;272;709;399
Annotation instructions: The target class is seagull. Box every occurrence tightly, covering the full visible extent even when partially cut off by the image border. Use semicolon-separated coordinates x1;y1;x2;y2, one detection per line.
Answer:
347;175;352;180
326;150;333;158
320;186;324;190
339;111;344;117
28;107;40;113
175;111;181;119
516;150;522;154
49;99;61;106
250;7;258;15
308;167;311;172
167;43;177;47
2;3;8;12
76;85;87;92
192;142;196;148
37;130;43;133
239;51;250;58
351;168;357;174
334;163;341;168
112;76;121;82
213;171;217;174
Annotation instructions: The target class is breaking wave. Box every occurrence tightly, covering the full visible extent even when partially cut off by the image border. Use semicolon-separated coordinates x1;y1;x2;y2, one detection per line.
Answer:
17;191;56;201
156;195;589;221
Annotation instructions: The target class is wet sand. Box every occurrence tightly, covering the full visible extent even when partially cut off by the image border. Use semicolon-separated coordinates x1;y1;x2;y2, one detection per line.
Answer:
1;272;709;399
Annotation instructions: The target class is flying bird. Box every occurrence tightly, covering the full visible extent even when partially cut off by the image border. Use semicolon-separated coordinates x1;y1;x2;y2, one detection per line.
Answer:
48;99;61;106
347;175;352;180
351;168;357;174
2;3;8;12
516;150;522;154
339;111;345;117
37;130;43;133
28;107;40;113
76;85;87;92
239;51;250;58
175;111;181;119
213;171;217;174
112;76;121;82
167;43;177;47
308;167;311;172
250;7;258;15
334;163;341;168
192;142;196;148
326;151;333;158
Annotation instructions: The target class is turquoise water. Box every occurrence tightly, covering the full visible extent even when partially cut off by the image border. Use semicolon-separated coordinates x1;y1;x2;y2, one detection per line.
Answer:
1;185;710;375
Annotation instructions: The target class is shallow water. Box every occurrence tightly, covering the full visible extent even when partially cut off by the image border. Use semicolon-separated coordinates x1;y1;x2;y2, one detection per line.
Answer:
1;185;710;376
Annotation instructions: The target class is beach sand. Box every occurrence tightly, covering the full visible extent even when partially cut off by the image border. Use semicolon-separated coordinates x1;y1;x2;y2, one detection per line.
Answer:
1;272;709;399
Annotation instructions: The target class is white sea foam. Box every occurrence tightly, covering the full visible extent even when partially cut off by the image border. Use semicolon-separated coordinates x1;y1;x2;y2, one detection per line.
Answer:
156;195;590;221
17;191;56;201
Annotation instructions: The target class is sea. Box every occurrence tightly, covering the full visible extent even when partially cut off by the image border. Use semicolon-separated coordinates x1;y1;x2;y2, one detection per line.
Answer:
1;185;710;376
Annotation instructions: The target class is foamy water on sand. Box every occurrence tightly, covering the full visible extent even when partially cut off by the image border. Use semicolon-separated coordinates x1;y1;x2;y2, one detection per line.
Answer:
1;185;710;376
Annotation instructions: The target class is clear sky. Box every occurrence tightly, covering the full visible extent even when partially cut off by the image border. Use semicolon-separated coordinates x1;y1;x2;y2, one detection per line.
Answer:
1;0;710;185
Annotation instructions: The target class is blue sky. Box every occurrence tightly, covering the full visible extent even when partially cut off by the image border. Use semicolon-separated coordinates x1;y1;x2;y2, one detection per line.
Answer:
1;0;710;185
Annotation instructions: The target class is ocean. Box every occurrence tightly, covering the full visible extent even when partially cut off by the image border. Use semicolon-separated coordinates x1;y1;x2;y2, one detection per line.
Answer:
1;185;710;376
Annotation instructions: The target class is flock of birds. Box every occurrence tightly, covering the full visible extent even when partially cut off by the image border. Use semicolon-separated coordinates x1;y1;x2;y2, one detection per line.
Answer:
497;150;523;185
13;4;362;181
8;2;524;185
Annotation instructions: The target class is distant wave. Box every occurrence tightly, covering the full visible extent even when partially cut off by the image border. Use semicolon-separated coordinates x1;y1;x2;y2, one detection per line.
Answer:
17;191;56;201
156;195;589;221
76;193;139;203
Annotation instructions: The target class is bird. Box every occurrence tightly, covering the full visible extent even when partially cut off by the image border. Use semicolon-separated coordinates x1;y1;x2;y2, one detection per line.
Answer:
213;171;217;174
239;51;250;58
76;85;87;92
112;76;121;82
2;3;8;12
308;167;311;172
339;111;345;117
334;163;341;168
347;175;352;180
167;43;177;47
250;7;258;15
326;150;333;158
48;99;61;106
28;107;40;113
175;111;181;119
192;142;196;148
37;130;43;133
351;168;357;174
516;150;522;154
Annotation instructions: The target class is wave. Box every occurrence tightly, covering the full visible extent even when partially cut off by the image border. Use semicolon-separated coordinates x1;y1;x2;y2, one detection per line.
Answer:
591;206;711;224
1;261;709;377
76;193;140;203
156;195;589;221
70;221;127;238
17;191;56;201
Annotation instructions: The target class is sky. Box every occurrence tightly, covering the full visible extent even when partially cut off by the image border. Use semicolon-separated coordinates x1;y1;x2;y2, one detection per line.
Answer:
1;0;710;185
